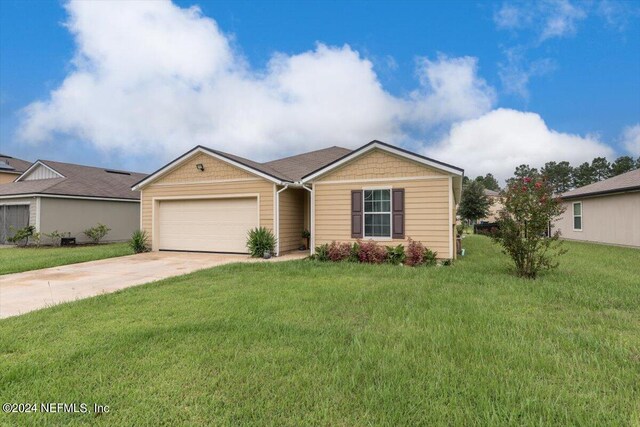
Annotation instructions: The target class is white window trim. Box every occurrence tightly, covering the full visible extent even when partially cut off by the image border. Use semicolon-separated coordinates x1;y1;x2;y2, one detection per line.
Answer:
572;201;583;232
363;188;392;240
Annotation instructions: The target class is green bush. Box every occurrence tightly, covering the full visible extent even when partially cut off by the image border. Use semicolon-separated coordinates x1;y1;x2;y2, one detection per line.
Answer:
129;230;150;253
348;242;360;263
246;227;277;258
312;244;330;261
8;225;36;246
83;223;111;244
423;248;438;266
386;244;406;265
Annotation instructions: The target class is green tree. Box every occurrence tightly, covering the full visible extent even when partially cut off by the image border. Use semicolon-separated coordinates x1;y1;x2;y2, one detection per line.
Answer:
611;156;636;176
492;176;567;279
458;181;492;224
591;157;611;181
572;162;596;188
541;161;573;194
636;157;640;169
482;173;500;191
462;175;470;186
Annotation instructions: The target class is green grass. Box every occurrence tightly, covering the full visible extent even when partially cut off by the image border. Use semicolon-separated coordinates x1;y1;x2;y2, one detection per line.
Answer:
0;243;133;275
1;236;639;425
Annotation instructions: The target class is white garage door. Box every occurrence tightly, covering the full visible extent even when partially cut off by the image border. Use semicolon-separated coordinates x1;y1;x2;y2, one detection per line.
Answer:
157;198;258;253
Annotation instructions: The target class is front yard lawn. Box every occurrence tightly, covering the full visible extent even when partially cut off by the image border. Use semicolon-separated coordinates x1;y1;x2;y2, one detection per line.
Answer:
0;236;638;425
0;243;133;275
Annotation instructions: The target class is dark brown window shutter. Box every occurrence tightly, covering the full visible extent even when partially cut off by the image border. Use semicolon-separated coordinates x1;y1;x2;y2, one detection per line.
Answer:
392;188;405;239
351;190;363;238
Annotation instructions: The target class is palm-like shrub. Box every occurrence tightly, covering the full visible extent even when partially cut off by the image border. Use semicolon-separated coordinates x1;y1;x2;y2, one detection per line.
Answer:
129;230;150;253
246;227;277;258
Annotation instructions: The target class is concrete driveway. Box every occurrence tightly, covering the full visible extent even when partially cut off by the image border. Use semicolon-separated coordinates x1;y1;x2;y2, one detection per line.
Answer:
0;251;307;319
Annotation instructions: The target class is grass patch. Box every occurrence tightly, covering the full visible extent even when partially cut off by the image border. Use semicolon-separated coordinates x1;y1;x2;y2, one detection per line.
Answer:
0;243;133;275
0;236;638;425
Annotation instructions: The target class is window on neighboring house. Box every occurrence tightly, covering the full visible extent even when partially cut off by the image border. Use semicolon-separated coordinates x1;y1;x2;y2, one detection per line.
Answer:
573;202;582;231
364;189;391;238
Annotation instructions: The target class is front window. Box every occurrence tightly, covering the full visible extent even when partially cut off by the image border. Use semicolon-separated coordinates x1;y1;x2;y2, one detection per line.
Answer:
573;202;582;231
364;189;391;238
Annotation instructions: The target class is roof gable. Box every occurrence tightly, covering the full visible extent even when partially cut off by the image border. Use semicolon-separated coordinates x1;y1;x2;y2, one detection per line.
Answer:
132;146;287;190
301;140;464;182
17;161;64;181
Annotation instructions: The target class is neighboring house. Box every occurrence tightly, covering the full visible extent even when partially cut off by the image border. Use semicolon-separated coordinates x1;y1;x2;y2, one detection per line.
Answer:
478;189;503;223
0;160;147;244
132;140;464;259
555;169;640;247
0;154;31;184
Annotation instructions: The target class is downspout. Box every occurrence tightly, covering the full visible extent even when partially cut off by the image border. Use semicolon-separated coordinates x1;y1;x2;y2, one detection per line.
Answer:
301;184;313;254
275;184;289;256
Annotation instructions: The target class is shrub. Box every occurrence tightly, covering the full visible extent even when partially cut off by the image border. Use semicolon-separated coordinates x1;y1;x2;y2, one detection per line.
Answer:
492;176;567;279
8;225;35;246
83;223;111;244
405;238;425;266
44;230;68;246
328;241;351;262
358;240;387;264
423;248;438;266
246;227;277;258
313;243;330;261
386;244;406;265
129;230;150;253
349;242;360;263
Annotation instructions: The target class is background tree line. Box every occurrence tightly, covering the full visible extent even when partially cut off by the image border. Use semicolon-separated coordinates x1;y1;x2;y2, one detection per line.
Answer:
463;155;640;194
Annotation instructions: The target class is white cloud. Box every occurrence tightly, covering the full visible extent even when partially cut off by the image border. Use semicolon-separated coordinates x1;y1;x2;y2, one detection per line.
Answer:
18;0;495;164
494;0;587;42
429;109;614;183
498;47;555;99
621;124;640;157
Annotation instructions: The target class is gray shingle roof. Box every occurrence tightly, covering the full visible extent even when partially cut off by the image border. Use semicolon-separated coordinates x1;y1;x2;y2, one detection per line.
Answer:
0;154;31;174
561;169;640;199
484;189;500;197
263;146;352;181
0;160;147;200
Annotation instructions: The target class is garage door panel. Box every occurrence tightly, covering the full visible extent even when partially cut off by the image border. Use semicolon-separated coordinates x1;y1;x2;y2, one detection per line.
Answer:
158;198;257;253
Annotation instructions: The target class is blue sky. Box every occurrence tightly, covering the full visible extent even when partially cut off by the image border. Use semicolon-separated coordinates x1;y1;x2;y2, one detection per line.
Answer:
0;0;638;180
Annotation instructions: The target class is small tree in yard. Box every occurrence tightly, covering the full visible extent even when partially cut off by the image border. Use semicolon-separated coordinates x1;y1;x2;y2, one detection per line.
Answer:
492;176;567;279
459;181;492;224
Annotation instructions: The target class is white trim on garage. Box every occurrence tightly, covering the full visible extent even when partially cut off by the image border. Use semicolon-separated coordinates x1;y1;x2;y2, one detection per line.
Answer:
151;193;261;252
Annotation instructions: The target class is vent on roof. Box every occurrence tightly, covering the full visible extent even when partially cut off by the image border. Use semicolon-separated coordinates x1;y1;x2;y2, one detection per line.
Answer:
105;169;131;176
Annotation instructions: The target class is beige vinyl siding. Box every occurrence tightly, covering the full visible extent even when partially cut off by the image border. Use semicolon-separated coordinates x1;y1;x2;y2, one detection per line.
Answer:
278;188;305;253
320;148;446;181
554;192;640;247
0;172;20;184
156;152;255;183
314;178;451;257
40;198;139;243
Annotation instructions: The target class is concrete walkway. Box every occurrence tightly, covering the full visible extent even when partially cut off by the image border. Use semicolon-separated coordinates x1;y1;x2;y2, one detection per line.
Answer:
0;251;307;319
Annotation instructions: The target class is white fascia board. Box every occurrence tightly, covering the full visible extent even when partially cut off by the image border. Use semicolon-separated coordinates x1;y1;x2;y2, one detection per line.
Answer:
16;161;64;182
301;142;463;182
132;147;284;191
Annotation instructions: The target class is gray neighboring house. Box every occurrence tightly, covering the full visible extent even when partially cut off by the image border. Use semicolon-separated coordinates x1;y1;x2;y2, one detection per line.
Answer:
555;169;640;248
0;159;147;244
